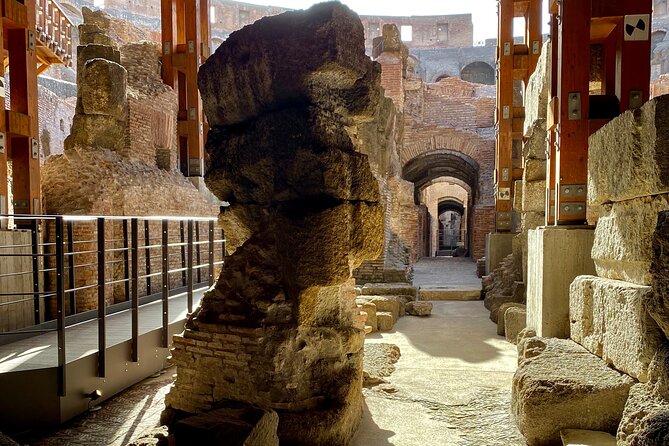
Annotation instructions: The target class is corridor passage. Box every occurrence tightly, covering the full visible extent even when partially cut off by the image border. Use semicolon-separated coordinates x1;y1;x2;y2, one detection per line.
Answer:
412;256;482;300
352;300;524;446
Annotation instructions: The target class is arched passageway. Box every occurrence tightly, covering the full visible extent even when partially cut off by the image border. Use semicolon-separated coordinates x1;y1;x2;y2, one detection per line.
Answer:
460;61;496;85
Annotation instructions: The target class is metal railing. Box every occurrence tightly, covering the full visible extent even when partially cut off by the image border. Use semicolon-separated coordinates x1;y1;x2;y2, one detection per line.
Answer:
0;214;225;396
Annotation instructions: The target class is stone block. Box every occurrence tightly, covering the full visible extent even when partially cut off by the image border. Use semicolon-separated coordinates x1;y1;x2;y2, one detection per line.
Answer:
522;179;546;213
504;307;527;344
560;429;616;446
360;283;416;297
377;312;394;331
593;194;669;286
512;337;634;446
524;159;547;182
513;180;524;215
521;212;545;232
172;404;279;446
569;275;662;382
485;232;515;275
523;40;550;136
357;301;377;332
589;95;669;206
359;296;400;322
65;114;127;151
80;58;128;120
523;119;548;161
526;227;596;338
496;302;525;336
617;384;669;446
405;301;432;316
647;211;669;340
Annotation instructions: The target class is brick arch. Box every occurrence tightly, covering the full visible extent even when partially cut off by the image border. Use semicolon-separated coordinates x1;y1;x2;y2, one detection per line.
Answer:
401;128;488;167
460;61;495;85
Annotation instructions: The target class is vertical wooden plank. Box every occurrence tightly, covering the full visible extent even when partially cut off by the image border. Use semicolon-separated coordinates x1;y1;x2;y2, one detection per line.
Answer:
0;14;7;217
555;0;590;224
161;0;176;88
8;0;40;216
618;0;652;110
526;0;542;78
495;0;515;231
184;0;204;176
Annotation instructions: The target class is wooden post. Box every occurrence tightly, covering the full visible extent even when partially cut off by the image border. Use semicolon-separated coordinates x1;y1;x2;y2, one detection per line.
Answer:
7;0;41;216
554;0;591;225
495;0;514;232
0;5;7;221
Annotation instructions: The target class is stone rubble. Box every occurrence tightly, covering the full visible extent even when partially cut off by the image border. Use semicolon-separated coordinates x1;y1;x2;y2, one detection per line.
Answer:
405;301;432;316
504;306;527;345
483;254;523;323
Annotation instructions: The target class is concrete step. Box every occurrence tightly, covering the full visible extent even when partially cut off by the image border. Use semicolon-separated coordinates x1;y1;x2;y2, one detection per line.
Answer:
361;283;417;297
560;429;616;446
419;287;481;301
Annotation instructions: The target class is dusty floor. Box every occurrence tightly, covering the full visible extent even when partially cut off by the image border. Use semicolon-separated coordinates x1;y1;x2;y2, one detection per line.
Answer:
19;258;523;446
412;257;482;291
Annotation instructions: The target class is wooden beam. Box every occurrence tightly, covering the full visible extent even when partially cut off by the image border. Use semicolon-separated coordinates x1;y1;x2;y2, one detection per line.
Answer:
618;0;652;111
555;0;590;224
0;7;7;222
7;0;40;216
184;0;204;176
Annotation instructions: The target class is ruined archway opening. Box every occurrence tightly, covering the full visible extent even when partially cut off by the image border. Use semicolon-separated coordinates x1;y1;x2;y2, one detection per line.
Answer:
460;61;495;85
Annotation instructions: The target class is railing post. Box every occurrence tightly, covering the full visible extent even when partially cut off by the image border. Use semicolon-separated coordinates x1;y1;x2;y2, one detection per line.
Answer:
179;220;186;287
66;220;75;315
123;219;130;303
195;221;201;284
187;219;193;313
144;220;152;296
162;219;169;348
97;217;106;378
30;219;40;325
131;218;139;362
55;216;66;397
208;220;214;287
221;228;226;261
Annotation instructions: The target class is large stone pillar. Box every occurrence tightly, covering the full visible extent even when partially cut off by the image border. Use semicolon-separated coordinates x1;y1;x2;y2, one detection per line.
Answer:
163;3;384;445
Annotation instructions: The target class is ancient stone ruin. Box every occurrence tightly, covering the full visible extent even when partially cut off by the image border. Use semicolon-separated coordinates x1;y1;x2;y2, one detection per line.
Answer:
163;3;384;444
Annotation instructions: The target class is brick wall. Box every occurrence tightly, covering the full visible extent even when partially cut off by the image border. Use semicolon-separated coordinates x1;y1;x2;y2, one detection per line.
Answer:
37;85;76;160
361;14;473;50
470;205;495;261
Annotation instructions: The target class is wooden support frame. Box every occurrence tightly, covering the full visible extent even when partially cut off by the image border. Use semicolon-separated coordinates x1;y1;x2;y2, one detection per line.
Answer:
161;0;210;178
547;0;652;225
495;0;542;232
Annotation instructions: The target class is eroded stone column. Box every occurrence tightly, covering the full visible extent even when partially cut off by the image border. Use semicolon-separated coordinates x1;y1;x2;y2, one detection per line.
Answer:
163;3;384;445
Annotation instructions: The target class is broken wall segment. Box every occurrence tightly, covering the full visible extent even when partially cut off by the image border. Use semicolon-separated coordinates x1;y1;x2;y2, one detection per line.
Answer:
165;4;386;445
588;95;669;206
569;275;663;382
512;337;634;446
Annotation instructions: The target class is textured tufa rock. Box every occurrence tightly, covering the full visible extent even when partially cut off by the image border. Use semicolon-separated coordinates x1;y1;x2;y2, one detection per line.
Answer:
617;384;669;446
358;296;400;322
405;301;432;316
496;302;526;336
648;210;669;339
356;301;377;332
512;337;634;445
165;4;386;445
362;343;401;387
504;306;527;345
483;254;523;323
560;429;616;446
198;2;380;127
589;95;669;206
569;275;663;382
172;404;279;446
592;195;669;286
360;283;417;298
523;39;550;136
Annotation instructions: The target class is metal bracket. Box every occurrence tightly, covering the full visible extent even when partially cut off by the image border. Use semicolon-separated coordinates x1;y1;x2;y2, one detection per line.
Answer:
0;133;5;153
163;42;171;55
189;107;197;121
188;40;195;53
501;167;510;182
504;42;511;56
497;212;512;230
560;201;586;216
28;31;36;51
503;105;510;120
568;92;581;120
560;184;586;199
532;40;540;55
31;138;39;159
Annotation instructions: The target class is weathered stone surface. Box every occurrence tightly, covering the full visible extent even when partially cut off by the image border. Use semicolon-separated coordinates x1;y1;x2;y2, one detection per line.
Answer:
569;275;662;382
405;301;432;316
504;307;527;344
199;2;380;127
0;433;19;446
172;404;279;446
127;426;169;446
497;302;525;336
79;23;117;47
512;337;634;446
80;59;128;119
523;119;548;161
377;312;394;331
361;283;417;297
560;429;616;446
524;159;546;182
648;210;669;340
523;39;550;136
483;254;523;323
618;384;669;446
522;180;546;213
589;95;669;206
592;195;669;286
363;343;400;386
359;296;400;322
357;301;377;332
